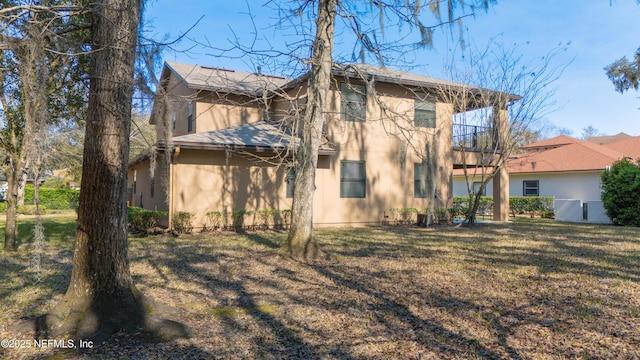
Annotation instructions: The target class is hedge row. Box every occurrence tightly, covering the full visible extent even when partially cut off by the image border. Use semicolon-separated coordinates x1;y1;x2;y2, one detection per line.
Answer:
126;207;295;235
24;185;80;210
451;196;554;219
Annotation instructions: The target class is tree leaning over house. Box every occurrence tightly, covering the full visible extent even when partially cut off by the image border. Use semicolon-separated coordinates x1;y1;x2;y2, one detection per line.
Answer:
440;44;566;224
13;0;188;344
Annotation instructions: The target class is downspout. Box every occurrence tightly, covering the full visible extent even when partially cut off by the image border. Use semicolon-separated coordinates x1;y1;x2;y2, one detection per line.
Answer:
169;146;181;229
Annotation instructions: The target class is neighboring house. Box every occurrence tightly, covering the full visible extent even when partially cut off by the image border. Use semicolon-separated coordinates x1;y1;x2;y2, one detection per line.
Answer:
129;61;514;228
453;134;640;222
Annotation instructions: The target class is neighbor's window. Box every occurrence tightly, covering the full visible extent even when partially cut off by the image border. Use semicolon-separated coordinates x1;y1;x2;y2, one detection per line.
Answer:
172;113;177;130
340;160;366;198
414;163;427;198
414;93;436;128
187;101;194;132
150;178;155;198
473;181;486;196
340;83;366;122
523;180;539;196
286;167;295;198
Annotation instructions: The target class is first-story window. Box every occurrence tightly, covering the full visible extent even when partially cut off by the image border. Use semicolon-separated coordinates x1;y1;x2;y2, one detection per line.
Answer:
286;167;295;198
414;163;427;198
340;160;366;198
523;180;539;196
473;181;486;196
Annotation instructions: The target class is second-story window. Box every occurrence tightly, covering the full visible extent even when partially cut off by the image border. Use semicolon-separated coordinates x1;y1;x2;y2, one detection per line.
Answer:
341;83;366;122
187;101;194;132
415;93;436;128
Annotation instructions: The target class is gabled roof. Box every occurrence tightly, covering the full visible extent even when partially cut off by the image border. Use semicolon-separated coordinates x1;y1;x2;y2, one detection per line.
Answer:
164;61;291;96
585;132;632;145
603;135;640;160
156;121;336;155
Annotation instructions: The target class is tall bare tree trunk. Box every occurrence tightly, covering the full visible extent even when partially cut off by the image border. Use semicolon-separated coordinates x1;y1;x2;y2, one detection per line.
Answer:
4;170;20;250
48;0;143;342
285;0;336;261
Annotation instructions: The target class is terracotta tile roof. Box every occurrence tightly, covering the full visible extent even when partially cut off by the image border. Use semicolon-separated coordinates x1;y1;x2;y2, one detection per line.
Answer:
508;140;627;173
585;132;632;145
520;135;580;152
603;136;640;160
453;136;630;176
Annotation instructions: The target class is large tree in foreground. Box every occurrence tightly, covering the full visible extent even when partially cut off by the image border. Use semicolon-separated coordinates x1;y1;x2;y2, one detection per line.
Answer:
285;0;337;260
15;0;187;344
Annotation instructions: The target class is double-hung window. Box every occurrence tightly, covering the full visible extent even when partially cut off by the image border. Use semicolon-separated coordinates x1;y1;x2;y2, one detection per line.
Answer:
187;101;194;132
414;93;436;128
286;168;295;198
340;161;366;198
341;83;366;122
414;163;427;198
523;180;539;196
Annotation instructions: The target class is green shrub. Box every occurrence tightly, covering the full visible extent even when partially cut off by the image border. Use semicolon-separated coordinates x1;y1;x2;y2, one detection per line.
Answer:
24;185;80;210
231;210;252;230
388;208;418;225
172;211;195;234
128;207;167;235
451;196;554;219
203;211;227;232
280;209;292;228
601;158;640;226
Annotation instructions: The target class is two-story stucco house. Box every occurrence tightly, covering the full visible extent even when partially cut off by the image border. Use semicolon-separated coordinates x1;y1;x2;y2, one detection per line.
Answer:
128;61;513;229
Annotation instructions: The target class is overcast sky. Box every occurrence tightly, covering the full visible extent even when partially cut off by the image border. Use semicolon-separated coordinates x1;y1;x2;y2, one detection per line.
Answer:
145;0;640;137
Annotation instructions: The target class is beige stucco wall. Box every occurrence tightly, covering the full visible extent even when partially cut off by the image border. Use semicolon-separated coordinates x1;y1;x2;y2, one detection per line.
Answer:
127;158;168;213
195;93;265;132
136;74;506;227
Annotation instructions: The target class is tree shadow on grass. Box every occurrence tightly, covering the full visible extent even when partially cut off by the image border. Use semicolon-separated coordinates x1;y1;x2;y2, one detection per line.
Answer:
309;264;507;359
157;250;330;359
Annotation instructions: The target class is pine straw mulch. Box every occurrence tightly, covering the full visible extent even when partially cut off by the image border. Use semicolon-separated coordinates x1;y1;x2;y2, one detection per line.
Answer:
1;218;640;359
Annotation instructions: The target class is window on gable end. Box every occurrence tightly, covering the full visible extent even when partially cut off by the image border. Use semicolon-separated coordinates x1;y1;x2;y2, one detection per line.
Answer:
187;101;194;132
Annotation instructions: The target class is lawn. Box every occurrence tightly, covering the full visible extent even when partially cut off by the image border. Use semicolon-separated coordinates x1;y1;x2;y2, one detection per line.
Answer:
1;214;639;359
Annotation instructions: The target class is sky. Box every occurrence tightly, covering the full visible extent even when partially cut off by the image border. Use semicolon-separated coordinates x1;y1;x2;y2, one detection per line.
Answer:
144;0;640;138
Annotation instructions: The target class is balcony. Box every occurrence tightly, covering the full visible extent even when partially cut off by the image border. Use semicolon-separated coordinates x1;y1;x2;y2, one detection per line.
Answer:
452;123;494;152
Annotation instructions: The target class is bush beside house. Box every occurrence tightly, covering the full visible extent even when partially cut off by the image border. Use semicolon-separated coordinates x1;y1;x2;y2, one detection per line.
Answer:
601;158;640;226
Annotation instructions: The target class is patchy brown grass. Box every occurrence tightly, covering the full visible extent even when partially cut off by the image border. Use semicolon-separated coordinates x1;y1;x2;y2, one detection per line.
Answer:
1;215;640;359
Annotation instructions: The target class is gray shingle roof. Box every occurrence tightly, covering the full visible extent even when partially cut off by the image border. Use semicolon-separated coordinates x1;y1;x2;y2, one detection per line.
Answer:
165;61;291;95
158;121;335;155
